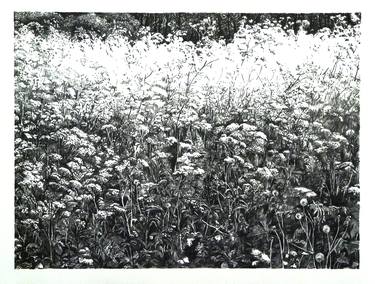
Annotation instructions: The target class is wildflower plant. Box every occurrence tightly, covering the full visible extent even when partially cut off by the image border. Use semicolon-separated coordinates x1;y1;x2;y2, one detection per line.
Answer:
15;14;360;268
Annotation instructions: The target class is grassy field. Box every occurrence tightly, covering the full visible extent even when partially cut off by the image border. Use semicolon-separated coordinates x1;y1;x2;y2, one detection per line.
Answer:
14;16;360;268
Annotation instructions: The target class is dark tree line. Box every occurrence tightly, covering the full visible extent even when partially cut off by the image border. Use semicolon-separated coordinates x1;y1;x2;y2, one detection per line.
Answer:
130;13;360;42
14;12;360;42
14;12;140;40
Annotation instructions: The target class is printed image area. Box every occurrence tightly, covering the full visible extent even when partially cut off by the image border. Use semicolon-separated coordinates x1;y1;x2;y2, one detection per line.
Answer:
14;12;360;268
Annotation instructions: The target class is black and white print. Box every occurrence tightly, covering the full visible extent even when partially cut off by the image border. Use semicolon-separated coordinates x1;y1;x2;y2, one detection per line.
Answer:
14;12;360;269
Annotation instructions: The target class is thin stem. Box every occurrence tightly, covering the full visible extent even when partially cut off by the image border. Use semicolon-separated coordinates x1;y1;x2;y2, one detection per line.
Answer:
201;220;226;235
325;233;331;268
269;238;273;268
274;230;284;268
299;219;314;252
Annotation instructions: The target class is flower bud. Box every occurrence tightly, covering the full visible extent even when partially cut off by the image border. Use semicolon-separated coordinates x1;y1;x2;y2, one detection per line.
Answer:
295;213;303;220
315;252;325;263
300;198;308;207
322;225;330;234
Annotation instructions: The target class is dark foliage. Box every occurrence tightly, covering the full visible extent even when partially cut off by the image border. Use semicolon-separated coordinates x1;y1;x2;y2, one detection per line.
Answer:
14;12;361;42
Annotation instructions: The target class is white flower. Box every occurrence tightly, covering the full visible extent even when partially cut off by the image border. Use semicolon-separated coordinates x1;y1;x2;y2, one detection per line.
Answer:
240;141;247;148
315;146;328;154
261;253;271;264
322;225;330;234
49;153;62;161
71;127;88;139
351;13;360;23
224;157;235;164
79;258;94;266
140;159;149;167
348;186;360;195
166;136;178;145
108;188;120;196
278;153;286;162
256;167;273;180
214;235;223;241
156;151;171;159
101;124;116;131
66;161;80;171
315;253;325;263
67;87;76;98
52;201;65;209
180;142;192;150
295;213;303;220
187;152;203;158
219;134;228;143
294;187;317;197
193;168;205;175
332;133;348;144
300;198;308;207
138;125;149;135
113;206;127;213
233;155;244;164
346;129;355;137
74;157;83;165
328;141;341;149
241;123;257;132
255;131;267;140
244;162;254;170
290;250;297;257
227;136;239;145
178;257;189;264
186;238;194;247
105;159;118;167
251;249;262;257
226;123;240;132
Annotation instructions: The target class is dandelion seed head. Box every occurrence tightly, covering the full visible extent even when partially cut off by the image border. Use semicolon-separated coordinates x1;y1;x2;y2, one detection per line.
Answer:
322;225;330;234
300;198;308;207
315;252;325;263
295;213;303;220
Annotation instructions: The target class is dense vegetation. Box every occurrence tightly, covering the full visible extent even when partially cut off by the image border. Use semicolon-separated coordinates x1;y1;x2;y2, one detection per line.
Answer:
14;14;360;269
15;12;361;42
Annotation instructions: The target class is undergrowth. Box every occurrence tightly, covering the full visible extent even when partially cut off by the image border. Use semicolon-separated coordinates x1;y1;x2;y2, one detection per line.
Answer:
14;17;360;268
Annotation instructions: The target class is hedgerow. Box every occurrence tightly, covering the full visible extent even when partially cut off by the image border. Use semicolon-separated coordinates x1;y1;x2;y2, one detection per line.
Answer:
14;17;360;268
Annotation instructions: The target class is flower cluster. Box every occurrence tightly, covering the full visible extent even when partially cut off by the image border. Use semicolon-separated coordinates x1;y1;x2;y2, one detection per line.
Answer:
14;16;360;269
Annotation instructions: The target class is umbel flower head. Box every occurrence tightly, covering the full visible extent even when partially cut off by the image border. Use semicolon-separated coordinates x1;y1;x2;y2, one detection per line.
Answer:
322;225;330;234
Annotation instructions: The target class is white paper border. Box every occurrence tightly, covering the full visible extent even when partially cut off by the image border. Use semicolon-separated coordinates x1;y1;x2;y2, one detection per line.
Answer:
1;1;373;283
